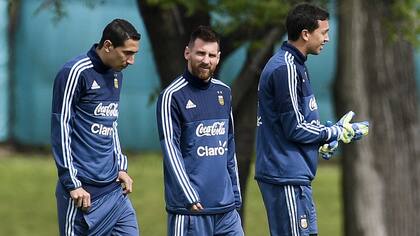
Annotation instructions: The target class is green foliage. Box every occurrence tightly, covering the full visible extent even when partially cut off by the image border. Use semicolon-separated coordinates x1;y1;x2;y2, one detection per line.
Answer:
144;0;292;35
0;153;342;236
144;0;209;12
35;0;105;22
34;0;67;22
211;0;291;34
143;0;330;53
386;0;420;46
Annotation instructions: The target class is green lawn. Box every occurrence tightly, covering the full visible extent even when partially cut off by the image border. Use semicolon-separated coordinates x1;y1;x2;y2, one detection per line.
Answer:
0;153;342;235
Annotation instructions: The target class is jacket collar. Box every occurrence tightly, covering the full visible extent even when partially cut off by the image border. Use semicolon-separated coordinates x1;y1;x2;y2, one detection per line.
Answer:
87;44;112;73
281;41;307;65
183;68;211;90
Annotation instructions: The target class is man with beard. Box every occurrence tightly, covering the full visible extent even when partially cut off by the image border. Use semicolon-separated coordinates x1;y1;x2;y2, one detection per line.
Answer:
156;26;244;236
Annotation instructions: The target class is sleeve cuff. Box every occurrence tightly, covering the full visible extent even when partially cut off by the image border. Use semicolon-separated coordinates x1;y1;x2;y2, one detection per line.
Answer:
326;126;341;142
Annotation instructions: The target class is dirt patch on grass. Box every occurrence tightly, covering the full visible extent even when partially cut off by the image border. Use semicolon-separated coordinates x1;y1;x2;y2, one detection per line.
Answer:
0;144;15;158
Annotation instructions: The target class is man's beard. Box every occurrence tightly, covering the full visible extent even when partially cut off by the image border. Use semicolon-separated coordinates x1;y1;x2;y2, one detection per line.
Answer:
191;64;214;80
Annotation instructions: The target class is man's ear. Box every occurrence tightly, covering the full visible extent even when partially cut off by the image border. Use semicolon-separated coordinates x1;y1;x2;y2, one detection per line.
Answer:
103;40;113;52
184;46;190;60
216;51;221;65
301;29;310;42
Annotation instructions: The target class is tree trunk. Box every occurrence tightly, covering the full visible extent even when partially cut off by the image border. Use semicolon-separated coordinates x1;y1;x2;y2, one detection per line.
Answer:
233;71;257;221
7;0;21;144
336;0;420;235
137;0;210;87
232;28;283;221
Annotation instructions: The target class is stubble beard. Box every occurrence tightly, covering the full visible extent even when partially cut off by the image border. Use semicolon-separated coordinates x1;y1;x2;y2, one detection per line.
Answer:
192;65;214;81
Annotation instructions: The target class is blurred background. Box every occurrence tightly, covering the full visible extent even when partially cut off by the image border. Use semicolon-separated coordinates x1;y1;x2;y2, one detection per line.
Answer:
0;0;419;235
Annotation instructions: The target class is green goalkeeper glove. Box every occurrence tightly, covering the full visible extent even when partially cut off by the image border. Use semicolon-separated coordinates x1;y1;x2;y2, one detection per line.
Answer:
350;121;369;140
329;111;355;143
329;111;369;143
319;140;338;160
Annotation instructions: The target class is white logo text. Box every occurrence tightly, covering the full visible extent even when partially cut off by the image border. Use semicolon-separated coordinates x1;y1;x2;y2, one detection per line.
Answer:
94;103;119;117
196;122;226;137
309;97;318;111
197;141;227;157
91;123;114;136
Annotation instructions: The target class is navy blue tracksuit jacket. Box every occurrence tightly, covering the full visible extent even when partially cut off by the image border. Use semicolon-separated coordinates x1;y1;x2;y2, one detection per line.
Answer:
156;70;242;215
255;42;339;186
51;45;127;195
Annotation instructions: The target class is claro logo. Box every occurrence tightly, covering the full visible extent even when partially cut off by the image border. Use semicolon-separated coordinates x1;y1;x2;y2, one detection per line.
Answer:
94;103;119;117
91;123;114;136
195;122;226;137
197;141;228;157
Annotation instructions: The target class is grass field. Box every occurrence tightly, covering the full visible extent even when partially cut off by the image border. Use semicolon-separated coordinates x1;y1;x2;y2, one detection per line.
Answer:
0;153;342;235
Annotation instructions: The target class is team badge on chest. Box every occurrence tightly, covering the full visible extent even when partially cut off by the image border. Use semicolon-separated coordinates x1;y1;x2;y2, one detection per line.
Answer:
218;95;224;106
114;73;118;89
217;91;224;106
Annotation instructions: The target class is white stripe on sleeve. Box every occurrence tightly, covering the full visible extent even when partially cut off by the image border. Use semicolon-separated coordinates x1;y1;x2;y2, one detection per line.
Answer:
285;52;322;135
161;77;199;203
60;58;92;188
230;111;242;202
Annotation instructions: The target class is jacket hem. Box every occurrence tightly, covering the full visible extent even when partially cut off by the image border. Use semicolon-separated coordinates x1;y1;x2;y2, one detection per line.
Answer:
254;176;311;186
166;203;236;215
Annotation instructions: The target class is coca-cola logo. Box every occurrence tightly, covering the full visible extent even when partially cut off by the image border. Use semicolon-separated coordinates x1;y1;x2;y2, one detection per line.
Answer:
309;97;318;111
94;103;119;117
196;122;226;137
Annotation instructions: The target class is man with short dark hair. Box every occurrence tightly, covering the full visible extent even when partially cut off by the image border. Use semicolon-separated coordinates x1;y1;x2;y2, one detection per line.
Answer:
51;18;141;235
255;3;368;236
156;25;244;236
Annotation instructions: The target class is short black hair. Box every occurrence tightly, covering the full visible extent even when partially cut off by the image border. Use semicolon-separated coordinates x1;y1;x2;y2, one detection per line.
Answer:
98;19;141;48
188;25;220;49
286;3;329;41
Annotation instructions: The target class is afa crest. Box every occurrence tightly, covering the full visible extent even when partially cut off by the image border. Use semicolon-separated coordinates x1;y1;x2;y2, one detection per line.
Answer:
218;95;224;106
300;215;308;229
114;73;119;89
114;79;119;88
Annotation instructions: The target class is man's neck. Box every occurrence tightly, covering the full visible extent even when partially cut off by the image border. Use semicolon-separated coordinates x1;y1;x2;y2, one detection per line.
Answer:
288;40;307;57
187;68;211;83
96;47;108;66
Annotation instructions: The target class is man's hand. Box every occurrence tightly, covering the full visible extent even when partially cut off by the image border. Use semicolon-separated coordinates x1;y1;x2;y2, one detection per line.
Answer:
189;202;204;212
328;111;369;144
320;121;339;160
351;121;369;140
117;171;133;194
319;140;338;160
333;111;369;143
69;187;91;212
320;115;369;159
335;111;356;143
